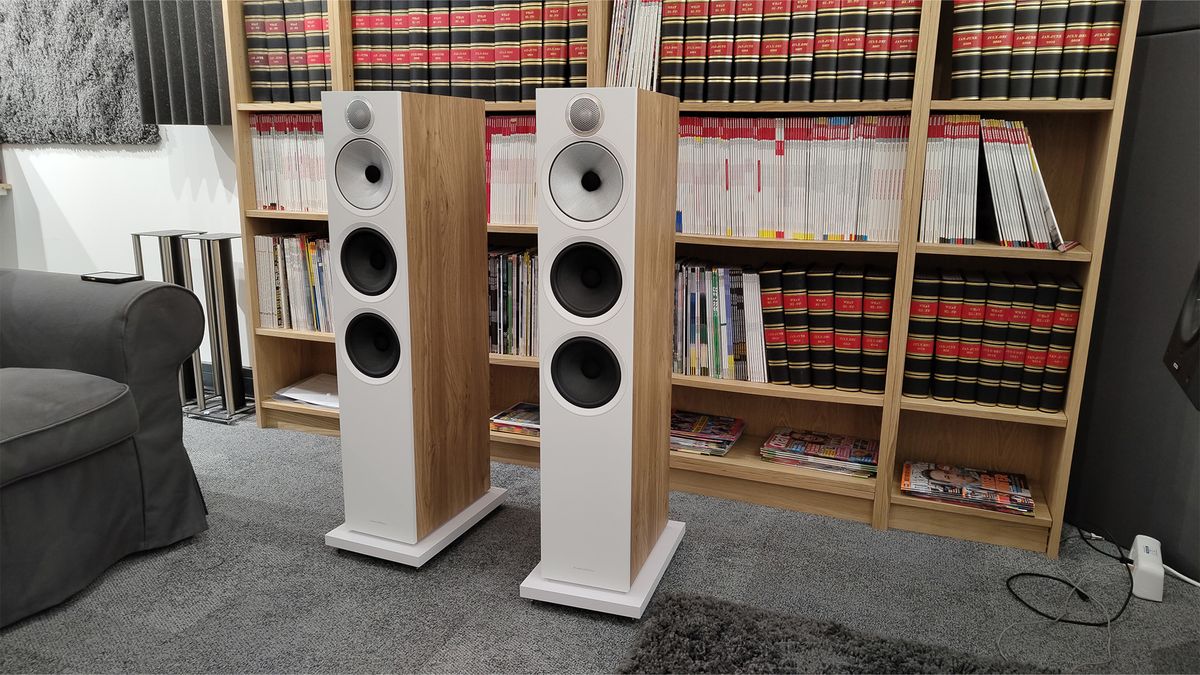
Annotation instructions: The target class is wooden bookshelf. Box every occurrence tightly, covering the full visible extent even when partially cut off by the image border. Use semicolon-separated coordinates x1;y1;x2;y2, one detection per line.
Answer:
224;0;1143;558
245;209;329;221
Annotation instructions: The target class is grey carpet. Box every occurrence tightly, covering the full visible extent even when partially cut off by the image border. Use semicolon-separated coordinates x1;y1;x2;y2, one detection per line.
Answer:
0;0;159;145
621;594;1049;673
2;418;1198;673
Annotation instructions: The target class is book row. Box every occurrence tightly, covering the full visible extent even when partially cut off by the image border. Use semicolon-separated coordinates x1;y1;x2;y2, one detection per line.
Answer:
920;115;1064;249
901;461;1034;515
647;0;922;104
674;261;895;393
489;247;539;357
950;0;1123;101
351;0;588;101
902;269;1080;413
679;115;909;241
252;233;335;333
486;115;537;225
245;0;332;103
250;114;328;214
761;427;880;478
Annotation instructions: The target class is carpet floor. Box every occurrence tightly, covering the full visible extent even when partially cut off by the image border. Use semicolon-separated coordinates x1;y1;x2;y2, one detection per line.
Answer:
1;419;1197;673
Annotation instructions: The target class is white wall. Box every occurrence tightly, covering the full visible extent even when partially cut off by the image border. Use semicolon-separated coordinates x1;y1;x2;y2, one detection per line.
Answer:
0;125;254;368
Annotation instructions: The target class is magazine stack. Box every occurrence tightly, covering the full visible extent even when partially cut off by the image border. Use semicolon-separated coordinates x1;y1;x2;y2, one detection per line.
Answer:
900;462;1035;516
759;428;879;479
669;410;746;457
489;402;540;438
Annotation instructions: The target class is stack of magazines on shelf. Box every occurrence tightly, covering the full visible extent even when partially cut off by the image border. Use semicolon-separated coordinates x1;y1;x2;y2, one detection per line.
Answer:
900;461;1035;516
669;410;745;457
489;402;540;437
759;427;879;479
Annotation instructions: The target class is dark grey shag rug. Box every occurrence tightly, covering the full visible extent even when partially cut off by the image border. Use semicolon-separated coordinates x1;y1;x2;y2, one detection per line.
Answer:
621;594;1049;674
0;0;158;145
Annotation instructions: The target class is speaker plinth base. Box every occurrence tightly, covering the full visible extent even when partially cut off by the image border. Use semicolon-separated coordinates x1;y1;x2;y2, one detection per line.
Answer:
325;487;507;567
519;520;685;619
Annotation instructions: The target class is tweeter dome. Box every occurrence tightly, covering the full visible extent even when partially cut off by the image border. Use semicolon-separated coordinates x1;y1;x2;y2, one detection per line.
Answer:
321;92;504;567
521;88;684;619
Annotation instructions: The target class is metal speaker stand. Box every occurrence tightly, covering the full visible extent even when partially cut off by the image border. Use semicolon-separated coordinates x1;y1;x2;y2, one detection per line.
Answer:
132;229;206;408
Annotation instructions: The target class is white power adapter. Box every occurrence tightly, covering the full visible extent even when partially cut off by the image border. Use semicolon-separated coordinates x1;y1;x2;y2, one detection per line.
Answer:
1129;534;1164;602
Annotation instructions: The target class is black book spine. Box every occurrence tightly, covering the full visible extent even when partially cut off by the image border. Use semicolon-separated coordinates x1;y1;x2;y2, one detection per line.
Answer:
542;0;569;88
1031;0;1069;98
1082;0;1122;99
1019;275;1059;409
471;0;496;100
953;272;988;403
351;0;372;89
932;271;965;401
392;0;411;91
861;266;893;395
245;0;272;102
885;0;919;100
567;0;588;87
1057;0;1093;98
811;0;840;102
683;0;711;102
1039;277;1080;413
760;268;791;385
950;0;984;100
783;266;812;386
304;0;329;100
860;0;891;101
428;0;452;94
976;273;1013;406
902;271;940;398
264;0;292;101
979;0;1015;100
1007;0;1039;99
731;0;764;102
494;1;521;101
807;265;837;388
787;0;817;102
408;0;431;93
449;0;473;96
659;0;687;97
731;269;748;380
834;0;867;101
371;0;393;89
759;0;791;101
834;265;864;391
998;274;1036;407
706;0;737;101
518;0;542;101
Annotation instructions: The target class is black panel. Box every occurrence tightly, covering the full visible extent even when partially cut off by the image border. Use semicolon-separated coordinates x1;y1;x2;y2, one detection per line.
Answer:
550;336;621;409
1068;29;1200;580
341;227;397;296
550;242;622;318
346;313;401;378
1139;0;1200;36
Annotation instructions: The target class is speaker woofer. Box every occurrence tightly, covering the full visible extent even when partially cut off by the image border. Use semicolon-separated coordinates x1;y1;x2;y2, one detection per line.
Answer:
346;312;401;378
335;138;392;211
549;141;623;223
550;336;621;409
341;227;397;296
550;242;622;318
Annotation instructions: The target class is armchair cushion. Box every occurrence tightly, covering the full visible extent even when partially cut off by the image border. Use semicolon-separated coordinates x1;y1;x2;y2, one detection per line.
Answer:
0;368;138;487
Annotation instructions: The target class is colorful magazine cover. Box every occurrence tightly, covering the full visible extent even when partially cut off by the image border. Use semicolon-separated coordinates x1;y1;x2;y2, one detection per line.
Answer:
670;410;746;443
761;427;880;466
901;462;1035;513
489;402;540;434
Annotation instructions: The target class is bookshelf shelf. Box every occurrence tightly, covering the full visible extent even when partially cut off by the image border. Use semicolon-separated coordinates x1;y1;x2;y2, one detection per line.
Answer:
259;398;340;419
929;99;1114;113
245;209;329;222
676;233;899;253
237;102;323;112
888;471;1051;552
678;101;913;114
670;435;876;499
671;374;886;407
256;327;336;343
489;353;538;368
485;102;536;113
486;223;537;235
899;397;1068;428
915;241;1092;262
489;429;540;448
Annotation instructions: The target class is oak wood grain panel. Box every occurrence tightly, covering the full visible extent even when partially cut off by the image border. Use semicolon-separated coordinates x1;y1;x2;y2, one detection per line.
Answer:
328;0;353;91
402;93;492;539
888;503;1050;552
896;409;1054;482
670;469;875;523
628;90;679;581
489;437;541;466
670;385;884;441
670;436;877;498
261;403;342;435
586;0;611;87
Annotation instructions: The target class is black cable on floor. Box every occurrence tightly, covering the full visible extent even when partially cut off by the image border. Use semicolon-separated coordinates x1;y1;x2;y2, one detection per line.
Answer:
1004;526;1134;628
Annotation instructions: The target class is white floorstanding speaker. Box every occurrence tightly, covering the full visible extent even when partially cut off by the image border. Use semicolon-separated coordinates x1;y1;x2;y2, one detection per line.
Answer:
321;91;505;567
520;88;684;618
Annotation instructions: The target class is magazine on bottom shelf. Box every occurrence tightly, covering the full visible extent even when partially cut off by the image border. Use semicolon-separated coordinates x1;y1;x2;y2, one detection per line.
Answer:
489;402;540;437
759;427;880;478
669;410;746;457
900;462;1035;516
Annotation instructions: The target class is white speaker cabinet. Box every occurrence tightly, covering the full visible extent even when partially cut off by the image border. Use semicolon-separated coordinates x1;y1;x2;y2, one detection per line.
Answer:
520;88;684;618
321;91;505;566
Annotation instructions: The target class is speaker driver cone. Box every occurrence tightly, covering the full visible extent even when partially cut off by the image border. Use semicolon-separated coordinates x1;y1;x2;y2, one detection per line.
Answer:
549;142;623;223
550;242;622;318
346;313;401;378
335;138;392;211
550;336;621;409
341;227;397;296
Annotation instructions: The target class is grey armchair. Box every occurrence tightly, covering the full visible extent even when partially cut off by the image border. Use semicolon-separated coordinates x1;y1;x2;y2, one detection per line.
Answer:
0;269;210;626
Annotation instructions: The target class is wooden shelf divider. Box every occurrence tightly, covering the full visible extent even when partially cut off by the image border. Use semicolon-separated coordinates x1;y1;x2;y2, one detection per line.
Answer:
899;396;1068;428
255;327;336;343
929;99;1114;113
675;233;899;252
245;209;329;222
914;241;1092;262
